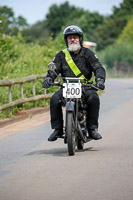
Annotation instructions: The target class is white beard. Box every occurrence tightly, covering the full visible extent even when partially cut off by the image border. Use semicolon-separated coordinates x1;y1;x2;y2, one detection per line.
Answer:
68;42;81;52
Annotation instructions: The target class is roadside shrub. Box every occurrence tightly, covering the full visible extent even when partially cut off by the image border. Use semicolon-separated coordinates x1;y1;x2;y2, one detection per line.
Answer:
0;34;58;119
98;42;133;70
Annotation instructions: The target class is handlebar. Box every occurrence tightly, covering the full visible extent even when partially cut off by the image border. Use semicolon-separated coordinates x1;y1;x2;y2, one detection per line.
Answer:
50;80;103;91
41;77;104;92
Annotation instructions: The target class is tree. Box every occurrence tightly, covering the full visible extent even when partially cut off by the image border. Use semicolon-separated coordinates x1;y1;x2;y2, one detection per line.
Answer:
16;16;28;29
110;0;133;38
0;6;28;34
46;1;84;37
0;6;14;25
117;17;133;43
23;20;50;44
0;6;15;33
112;0;133;19
93;0;133;50
94;17;125;50
76;11;104;42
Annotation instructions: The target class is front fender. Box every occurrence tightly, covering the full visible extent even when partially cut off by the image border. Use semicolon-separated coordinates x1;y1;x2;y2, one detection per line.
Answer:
66;101;75;111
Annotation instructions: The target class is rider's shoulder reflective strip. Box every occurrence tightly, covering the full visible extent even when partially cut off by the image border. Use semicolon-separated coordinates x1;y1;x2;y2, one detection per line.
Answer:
62;48;85;78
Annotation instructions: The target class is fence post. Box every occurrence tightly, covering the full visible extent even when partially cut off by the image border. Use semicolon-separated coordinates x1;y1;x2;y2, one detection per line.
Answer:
43;88;46;95
8;86;12;114
20;83;24;98
114;61;118;76
32;80;36;107
0;74;48;112
20;83;24;109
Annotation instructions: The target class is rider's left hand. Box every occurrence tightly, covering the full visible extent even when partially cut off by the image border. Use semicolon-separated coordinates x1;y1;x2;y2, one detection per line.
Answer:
96;78;105;90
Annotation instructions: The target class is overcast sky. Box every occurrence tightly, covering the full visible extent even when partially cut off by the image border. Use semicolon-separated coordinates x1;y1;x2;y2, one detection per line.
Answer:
1;0;123;25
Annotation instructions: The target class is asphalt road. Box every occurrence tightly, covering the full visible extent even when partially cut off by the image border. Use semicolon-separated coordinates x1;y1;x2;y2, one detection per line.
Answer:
0;78;133;200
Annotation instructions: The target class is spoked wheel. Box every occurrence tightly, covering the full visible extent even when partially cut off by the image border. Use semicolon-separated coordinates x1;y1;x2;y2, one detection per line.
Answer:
66;111;76;156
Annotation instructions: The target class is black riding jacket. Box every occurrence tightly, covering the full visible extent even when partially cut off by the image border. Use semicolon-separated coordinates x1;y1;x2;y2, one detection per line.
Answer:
46;47;106;81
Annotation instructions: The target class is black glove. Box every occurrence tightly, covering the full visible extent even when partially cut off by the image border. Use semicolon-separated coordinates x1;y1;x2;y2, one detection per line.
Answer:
96;78;105;90
43;77;53;88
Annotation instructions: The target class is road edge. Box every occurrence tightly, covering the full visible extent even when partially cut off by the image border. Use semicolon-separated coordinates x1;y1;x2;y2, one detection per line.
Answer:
0;106;49;128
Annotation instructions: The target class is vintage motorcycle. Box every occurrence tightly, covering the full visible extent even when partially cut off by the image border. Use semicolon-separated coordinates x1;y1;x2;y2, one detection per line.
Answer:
43;62;102;156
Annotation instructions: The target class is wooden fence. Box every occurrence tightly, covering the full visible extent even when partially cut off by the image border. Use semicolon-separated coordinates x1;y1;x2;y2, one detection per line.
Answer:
0;74;53;113
114;61;133;75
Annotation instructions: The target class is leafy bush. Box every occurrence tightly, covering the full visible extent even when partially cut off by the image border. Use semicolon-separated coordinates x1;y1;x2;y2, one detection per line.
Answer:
98;42;133;70
0;33;57;79
0;33;59;119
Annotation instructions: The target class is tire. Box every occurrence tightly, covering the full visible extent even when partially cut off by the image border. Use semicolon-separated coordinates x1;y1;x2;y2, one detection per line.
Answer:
77;122;84;150
77;137;84;150
66;111;76;156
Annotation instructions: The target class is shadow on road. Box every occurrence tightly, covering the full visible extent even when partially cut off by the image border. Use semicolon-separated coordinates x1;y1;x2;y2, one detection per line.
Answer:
25;147;98;157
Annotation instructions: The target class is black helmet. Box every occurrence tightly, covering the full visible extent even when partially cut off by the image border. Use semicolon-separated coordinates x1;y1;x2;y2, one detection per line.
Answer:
63;25;83;46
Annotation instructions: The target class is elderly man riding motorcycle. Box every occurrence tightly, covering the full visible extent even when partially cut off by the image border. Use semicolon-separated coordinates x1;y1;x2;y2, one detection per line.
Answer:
43;25;106;141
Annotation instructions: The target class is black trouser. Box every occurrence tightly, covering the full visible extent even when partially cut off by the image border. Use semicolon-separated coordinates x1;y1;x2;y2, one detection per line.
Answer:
50;88;100;130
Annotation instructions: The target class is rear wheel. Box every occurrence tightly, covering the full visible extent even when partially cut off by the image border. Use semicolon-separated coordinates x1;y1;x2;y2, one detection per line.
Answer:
77;123;84;150
77;137;84;150
66;111;76;156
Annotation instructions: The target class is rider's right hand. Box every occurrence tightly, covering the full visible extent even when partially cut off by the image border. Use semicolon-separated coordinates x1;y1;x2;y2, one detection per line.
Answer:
42;77;53;88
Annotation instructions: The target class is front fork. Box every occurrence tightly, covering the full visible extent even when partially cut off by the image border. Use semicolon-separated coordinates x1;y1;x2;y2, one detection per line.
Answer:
65;99;78;130
64;99;79;144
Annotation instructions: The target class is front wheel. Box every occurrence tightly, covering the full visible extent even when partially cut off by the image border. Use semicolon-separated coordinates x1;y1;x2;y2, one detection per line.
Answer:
66;111;76;156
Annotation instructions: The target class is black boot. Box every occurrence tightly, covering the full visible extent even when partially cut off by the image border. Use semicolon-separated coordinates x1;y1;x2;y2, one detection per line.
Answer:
48;129;63;141
89;129;102;140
